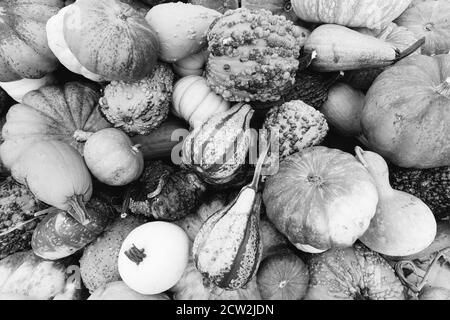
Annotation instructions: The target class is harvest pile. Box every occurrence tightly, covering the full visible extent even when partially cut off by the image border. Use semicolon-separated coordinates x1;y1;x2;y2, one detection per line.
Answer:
0;0;449;301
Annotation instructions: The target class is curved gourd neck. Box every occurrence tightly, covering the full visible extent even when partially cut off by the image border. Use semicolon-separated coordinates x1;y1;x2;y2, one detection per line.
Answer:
355;147;393;196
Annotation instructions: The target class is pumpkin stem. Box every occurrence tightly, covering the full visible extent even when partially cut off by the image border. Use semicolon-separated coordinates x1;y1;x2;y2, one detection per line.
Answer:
67;195;90;226
148;173;169;199
131;144;142;154
124;244;146;265
394;37;426;62
120;186;132;219
34;207;59;217
249;141;271;190
435;77;450;98
73;130;94;143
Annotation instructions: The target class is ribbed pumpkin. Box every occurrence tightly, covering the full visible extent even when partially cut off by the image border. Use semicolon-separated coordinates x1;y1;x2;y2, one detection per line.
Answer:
395;0;450;56
172;76;230;128
48;0;159;82
0;0;63;82
257;251;309;300
182;103;253;186
11;140;93;226
192;145;269;290
0;82;110;170
263;147;379;253
362;54;450;168
305;244;405;300
291;0;412;29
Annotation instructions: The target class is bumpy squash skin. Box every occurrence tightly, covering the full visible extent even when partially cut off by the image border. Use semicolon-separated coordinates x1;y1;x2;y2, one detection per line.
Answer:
395;0;450;56
63;0;159;82
305;244;406;300
0;0;63;82
292;0;412;29
362;54;450;168
0;82;110;170
0;251;67;300
206;8;308;102
31;196;117;260
145;3;221;62
263;147;378;253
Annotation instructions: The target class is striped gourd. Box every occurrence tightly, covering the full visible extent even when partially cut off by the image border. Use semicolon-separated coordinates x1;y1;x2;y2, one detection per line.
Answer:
181;103;254;186
192;145;269;290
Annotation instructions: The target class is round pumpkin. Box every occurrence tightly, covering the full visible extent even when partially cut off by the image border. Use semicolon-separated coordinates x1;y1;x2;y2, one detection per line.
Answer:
263;146;379;253
145;3;221;62
257;251;309;300
11;140;93;226
362;54;450;168
118;222;190;295
0;0;63;82
52;0;159;82
84;128;144;186
291;0;412;29
395;0;450;56
305;244;406;300
172;75;230;128
171;260;262;300
0;82;110;170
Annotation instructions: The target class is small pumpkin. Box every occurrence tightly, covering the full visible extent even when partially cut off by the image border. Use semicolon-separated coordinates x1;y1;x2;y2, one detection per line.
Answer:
11;140;93;226
88;281;171;300
171;259;262;300
0;251;67;300
356;147;437;257
118;222;190;295
172;75;230;128
362;54;450;168
305;24;424;72
84;128;144;186
257;251;309;300
0;73;57;103
173;51;209;77
31;195;117;260
263;146;379;253
395;0;450;56
0;0;63;82
49;0;160;82
305;244;406;300
291;0;412;29
145;3;221;62
0;82;110;170
321;83;365;137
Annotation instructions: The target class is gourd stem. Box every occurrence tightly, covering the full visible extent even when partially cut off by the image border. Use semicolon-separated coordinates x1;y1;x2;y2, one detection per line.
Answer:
396;247;450;293
124;244;146;265
0;216;44;237
436;77;450;98
34;207;59;217
249;141;271;190
394;37;426;62
73;130;94;142
148;173;169;199
131;144;142;154
67;195;90;226
120;186;132;219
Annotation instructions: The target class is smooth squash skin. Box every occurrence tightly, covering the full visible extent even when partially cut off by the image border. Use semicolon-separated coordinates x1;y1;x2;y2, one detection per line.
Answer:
291;0;412;29
0;0;63;82
395;0;450;56
305;24;420;72
361;54;450;168
62;0;159;81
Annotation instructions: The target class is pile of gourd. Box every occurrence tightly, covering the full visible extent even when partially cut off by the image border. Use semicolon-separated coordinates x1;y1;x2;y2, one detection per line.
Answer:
0;0;449;301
